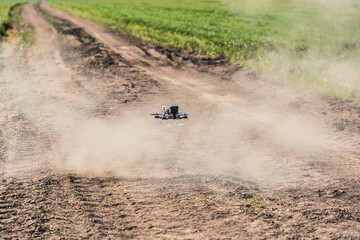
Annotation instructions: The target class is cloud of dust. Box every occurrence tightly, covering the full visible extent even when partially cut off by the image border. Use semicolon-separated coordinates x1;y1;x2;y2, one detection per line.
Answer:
52;115;173;177
0;24;340;187
49;96;332;185
0;45;174;177
0;43;338;186
175;101;334;186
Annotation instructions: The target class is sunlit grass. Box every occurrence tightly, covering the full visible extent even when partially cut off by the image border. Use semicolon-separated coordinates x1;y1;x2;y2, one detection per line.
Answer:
48;0;270;63
0;3;16;36
1;1;35;45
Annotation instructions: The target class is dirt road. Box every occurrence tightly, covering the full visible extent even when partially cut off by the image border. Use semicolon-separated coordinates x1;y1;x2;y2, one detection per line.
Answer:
0;3;359;239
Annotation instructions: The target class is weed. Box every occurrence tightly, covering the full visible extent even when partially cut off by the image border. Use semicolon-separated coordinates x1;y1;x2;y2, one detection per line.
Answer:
1;2;35;46
19;28;35;46
0;2;14;38
253;199;267;208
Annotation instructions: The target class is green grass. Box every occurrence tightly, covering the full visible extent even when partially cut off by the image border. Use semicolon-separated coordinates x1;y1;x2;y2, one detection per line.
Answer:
0;1;35;45
45;0;360;103
0;2;16;36
48;0;266;62
253;199;267;208
47;0;360;60
12;3;35;46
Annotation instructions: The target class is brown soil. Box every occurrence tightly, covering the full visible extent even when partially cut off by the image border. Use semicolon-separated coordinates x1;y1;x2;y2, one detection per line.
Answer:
0;3;359;239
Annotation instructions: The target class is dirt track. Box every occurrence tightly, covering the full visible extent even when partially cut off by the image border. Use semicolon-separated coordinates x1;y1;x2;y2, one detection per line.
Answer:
0;3;359;239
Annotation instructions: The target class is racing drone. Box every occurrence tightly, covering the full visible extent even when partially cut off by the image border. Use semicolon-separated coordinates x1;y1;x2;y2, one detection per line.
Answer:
150;106;190;120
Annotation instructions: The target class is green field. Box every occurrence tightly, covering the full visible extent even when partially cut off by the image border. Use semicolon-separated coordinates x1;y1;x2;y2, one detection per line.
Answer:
47;0;360;59
0;3;13;19
48;0;272;62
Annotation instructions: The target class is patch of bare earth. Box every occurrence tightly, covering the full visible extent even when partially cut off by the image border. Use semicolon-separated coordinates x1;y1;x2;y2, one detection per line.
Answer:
0;3;359;239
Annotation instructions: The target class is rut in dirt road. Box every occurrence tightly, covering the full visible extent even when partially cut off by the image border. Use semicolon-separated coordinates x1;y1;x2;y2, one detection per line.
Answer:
0;3;359;239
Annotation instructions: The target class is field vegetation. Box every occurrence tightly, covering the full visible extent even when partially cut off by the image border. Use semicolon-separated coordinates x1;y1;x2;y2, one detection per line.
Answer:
0;2;16;37
37;0;360;102
0;1;35;45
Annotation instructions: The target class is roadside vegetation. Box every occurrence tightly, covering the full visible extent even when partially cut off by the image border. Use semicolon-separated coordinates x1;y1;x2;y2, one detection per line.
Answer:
0;3;15;37
44;0;360;103
0;1;35;46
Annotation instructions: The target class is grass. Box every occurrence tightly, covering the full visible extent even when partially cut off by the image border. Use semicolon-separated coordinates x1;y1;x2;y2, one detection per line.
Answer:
48;0;267;62
11;3;35;46
46;0;360;60
0;2;16;37
43;0;360;103
0;1;35;45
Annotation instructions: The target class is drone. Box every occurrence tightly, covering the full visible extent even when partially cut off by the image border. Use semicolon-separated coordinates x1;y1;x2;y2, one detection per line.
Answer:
150;106;190;120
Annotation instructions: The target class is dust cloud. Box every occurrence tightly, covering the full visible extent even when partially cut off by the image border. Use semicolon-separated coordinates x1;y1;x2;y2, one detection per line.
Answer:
0;46;174;177
1;41;337;186
0;6;341;187
173;99;335;186
50;98;334;185
53;116;173;177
